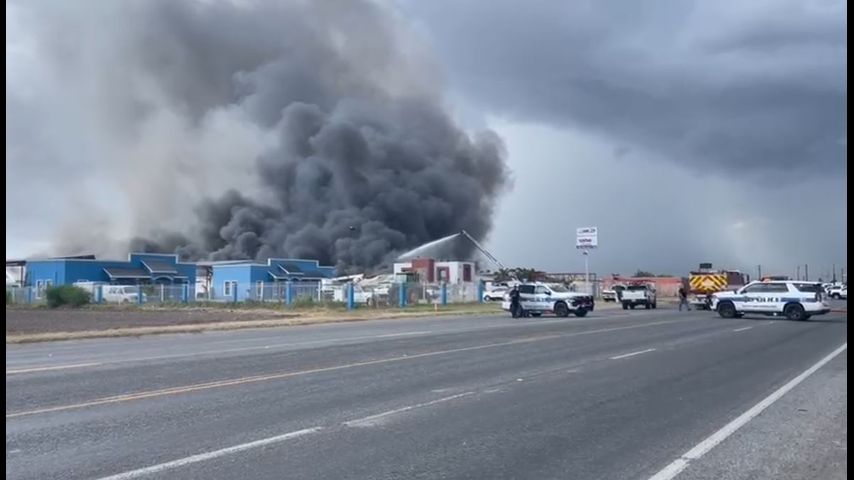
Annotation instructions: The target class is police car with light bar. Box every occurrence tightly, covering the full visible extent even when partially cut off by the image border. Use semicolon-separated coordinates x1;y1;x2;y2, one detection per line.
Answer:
711;280;830;321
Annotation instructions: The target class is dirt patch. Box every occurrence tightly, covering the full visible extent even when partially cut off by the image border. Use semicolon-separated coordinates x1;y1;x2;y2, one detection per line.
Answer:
5;308;296;336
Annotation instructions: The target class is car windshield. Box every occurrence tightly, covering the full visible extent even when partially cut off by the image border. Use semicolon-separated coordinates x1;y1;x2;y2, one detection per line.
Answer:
626;285;648;291
549;285;569;292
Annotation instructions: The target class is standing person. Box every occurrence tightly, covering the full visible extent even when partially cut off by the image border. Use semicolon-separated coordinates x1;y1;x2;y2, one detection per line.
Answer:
678;286;690;311
509;285;522;318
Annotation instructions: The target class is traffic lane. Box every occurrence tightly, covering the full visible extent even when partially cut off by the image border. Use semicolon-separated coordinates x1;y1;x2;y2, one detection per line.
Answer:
171;315;846;480
5;313;716;423
3;313;506;367
5;310;685;414
7;313;843;479
7;313;756;479
4;306;634;369
677;351;846;480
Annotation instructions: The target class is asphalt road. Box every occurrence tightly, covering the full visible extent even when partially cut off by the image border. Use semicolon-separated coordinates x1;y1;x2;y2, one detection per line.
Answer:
6;304;847;480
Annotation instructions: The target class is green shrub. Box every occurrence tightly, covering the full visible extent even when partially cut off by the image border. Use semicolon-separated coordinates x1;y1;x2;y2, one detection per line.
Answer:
45;285;91;308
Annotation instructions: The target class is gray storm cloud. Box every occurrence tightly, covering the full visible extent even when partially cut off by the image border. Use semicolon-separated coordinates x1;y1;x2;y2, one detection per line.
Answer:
7;0;509;272
404;0;847;177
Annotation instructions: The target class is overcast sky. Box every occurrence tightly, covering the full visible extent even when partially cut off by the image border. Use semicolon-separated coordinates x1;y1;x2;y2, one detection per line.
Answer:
402;0;847;278
6;0;847;279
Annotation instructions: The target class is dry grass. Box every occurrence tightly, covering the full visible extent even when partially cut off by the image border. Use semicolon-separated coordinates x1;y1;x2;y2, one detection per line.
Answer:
6;303;504;343
5;301;627;344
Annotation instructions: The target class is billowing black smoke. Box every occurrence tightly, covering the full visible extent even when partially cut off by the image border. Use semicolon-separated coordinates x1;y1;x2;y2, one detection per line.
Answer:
133;99;507;271
8;0;509;272
114;0;510;272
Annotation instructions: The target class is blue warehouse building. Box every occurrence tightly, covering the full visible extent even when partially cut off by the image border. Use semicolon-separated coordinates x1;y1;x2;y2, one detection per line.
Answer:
25;253;197;295
211;258;336;302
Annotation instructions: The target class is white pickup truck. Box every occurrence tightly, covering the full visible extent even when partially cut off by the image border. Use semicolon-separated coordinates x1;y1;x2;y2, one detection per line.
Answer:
621;284;657;310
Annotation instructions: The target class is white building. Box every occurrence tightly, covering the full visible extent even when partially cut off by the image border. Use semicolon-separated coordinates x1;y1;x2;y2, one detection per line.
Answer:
393;258;478;284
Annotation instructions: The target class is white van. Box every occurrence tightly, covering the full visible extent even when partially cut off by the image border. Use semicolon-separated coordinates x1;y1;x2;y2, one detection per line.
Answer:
101;285;146;303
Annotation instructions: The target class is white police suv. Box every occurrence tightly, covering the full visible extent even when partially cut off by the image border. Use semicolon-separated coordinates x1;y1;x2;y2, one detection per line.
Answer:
501;283;595;318
711;280;830;321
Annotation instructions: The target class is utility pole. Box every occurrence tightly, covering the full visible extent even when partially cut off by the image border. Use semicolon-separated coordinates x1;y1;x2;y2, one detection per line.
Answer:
833;264;837;283
583;250;589;295
797;265;800;281
804;264;809;281
757;265;762;280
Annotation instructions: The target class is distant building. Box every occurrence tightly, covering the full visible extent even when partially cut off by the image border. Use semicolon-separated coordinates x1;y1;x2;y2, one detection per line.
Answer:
24;253;197;299
210;258;335;301
393;258;476;284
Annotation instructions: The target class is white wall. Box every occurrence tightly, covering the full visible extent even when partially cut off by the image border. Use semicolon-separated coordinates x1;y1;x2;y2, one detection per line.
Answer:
435;261;476;284
393;262;412;275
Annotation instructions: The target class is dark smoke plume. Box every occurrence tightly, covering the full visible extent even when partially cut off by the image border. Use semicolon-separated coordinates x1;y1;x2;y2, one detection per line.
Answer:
133;99;508;271
9;0;509;272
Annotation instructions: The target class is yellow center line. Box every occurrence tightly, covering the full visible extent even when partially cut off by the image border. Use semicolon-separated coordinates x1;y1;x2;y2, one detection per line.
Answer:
6;319;679;418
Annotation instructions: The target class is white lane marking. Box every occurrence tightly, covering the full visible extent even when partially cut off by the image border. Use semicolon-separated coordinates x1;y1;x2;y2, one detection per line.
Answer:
97;389;478;478
7;331;434;371
6;363;101;375
610;348;656;360
95;427;321;480
209;330;433;346
344;392;475;427
733;327;753;332
5;308;670;367
373;331;432;338
7;319;680;418
648;342;848;480
6;314;670;373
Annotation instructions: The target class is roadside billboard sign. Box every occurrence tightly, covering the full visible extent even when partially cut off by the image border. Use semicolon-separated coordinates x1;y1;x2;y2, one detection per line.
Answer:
576;226;598;249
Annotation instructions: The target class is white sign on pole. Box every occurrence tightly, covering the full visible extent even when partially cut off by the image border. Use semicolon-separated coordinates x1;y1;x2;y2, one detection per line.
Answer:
575;226;598;249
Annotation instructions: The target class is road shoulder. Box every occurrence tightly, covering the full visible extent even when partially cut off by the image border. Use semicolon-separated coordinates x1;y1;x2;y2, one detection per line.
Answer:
677;351;847;480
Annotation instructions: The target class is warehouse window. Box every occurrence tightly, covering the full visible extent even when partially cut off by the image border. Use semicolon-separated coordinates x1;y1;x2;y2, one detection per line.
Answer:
223;281;235;297
36;280;45;298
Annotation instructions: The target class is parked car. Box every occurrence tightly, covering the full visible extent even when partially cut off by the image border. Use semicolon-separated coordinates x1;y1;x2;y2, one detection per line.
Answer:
602;284;626;302
483;286;508;301
827;284;847;300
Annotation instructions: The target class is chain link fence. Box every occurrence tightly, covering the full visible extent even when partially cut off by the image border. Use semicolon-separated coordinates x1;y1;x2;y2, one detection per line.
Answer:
6;284;194;305
7;281;488;308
